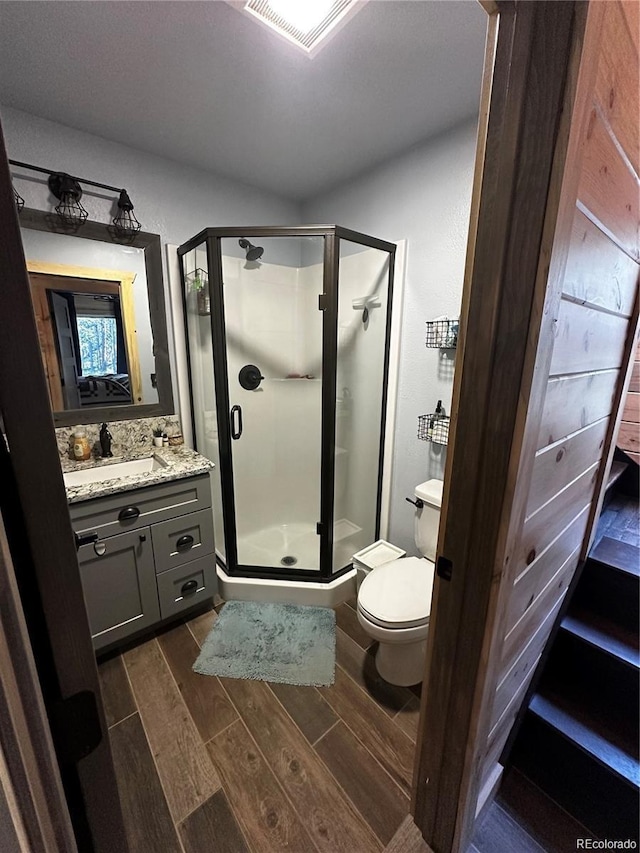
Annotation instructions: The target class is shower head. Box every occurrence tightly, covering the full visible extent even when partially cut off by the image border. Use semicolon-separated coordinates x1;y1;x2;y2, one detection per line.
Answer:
239;239;264;262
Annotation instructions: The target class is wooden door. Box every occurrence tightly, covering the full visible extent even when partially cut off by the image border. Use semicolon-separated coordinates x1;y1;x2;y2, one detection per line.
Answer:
50;292;82;410
413;1;639;851
0;121;128;850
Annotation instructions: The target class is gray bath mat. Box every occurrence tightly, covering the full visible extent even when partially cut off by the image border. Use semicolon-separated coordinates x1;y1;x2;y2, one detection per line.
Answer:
193;601;336;687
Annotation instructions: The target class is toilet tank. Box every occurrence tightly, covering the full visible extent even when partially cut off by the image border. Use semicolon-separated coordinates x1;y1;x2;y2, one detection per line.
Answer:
414;479;443;562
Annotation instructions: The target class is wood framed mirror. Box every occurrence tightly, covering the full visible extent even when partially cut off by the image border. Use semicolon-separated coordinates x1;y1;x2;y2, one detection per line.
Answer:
19;207;174;426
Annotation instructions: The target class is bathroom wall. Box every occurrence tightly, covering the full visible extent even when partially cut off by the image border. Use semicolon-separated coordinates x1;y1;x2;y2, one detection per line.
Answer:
302;118;478;553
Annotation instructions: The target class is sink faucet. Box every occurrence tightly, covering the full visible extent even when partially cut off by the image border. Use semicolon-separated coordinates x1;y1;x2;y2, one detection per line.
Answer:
99;423;113;458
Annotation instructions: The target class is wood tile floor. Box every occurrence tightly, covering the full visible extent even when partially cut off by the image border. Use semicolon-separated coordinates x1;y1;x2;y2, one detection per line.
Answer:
98;599;420;853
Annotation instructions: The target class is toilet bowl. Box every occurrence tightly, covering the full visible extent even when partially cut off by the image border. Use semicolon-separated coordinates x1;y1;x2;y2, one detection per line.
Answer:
357;556;434;685
354;479;443;686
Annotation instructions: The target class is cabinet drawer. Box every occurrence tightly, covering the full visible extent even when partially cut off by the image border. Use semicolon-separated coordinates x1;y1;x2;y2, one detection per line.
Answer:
77;527;159;652
70;474;212;539
151;508;214;574
156;556;216;621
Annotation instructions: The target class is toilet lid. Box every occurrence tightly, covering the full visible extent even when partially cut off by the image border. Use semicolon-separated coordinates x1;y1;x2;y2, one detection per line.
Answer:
358;556;434;629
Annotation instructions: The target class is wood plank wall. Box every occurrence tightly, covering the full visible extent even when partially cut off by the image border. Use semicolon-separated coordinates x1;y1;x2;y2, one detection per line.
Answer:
619;340;640;463
477;0;640;798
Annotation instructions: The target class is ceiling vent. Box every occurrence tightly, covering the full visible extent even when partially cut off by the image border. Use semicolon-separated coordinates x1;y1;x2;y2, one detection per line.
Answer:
238;0;365;57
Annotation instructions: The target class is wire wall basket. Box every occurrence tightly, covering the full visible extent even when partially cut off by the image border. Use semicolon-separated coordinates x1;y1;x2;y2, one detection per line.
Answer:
425;319;459;349
185;268;211;316
418;413;450;445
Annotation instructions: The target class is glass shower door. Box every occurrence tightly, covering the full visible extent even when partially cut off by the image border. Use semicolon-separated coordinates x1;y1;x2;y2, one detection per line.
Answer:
220;235;325;572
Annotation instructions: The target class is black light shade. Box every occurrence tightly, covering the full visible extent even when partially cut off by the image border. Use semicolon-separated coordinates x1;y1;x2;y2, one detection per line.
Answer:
112;189;141;237
13;184;24;211
48;172;88;228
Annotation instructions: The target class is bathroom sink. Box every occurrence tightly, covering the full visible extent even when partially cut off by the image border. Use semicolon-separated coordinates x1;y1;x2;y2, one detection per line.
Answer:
63;455;167;487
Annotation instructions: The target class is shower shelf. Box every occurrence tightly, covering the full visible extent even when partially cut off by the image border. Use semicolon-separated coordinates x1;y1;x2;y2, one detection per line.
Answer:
425;319;458;349
417;413;450;446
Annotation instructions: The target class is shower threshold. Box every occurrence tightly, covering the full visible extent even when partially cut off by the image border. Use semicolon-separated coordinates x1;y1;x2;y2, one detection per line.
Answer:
236;519;362;572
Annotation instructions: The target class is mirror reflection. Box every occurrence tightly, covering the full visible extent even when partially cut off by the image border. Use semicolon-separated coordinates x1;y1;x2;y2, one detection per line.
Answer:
22;227;160;414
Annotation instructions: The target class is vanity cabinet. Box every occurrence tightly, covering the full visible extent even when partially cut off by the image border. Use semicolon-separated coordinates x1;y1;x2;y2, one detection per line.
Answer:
70;473;216;652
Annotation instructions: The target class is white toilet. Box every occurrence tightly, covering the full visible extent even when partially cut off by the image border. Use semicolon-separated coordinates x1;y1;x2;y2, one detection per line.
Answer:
355;479;443;686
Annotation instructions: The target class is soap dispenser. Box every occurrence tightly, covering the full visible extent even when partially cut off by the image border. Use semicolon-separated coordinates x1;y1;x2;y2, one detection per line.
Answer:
99;423;113;458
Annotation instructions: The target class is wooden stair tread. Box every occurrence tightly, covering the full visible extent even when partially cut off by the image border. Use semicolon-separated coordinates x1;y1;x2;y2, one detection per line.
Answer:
606;461;628;490
589;536;640;578
529;692;640;788
561;609;640;669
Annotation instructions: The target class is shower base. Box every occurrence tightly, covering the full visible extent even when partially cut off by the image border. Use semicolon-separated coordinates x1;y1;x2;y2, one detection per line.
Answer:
236;519;362;572
216;565;357;608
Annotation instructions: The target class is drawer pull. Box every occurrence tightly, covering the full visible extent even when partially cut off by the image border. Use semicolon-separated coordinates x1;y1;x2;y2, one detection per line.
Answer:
94;542;106;556
181;579;199;596
176;534;194;551
119;506;140;522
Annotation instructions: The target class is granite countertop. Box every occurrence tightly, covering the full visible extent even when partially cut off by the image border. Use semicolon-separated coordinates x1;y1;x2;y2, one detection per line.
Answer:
63;446;214;504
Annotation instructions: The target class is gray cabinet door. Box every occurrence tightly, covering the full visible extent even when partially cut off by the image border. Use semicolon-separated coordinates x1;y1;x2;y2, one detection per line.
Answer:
77;527;160;651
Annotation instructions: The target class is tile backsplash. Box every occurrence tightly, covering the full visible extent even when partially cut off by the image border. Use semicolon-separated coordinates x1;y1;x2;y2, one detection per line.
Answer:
56;415;181;464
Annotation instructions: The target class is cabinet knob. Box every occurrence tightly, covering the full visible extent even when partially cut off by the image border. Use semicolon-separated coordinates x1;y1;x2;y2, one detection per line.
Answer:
176;534;194;550
139;534;146;543
181;579;199;596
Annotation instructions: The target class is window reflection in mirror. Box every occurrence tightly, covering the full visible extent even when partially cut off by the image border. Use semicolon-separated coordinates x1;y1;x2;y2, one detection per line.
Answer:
22;227;160;414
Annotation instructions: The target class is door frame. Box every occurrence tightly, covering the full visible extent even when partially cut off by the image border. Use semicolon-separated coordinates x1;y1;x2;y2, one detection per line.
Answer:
0;122;128;852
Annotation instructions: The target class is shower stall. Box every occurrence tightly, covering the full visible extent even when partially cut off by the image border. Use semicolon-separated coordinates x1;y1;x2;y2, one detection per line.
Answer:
178;226;395;583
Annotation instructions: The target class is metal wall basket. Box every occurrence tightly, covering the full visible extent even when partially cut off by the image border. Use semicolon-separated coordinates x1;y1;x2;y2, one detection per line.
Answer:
425;319;458;349
418;413;450;445
185;268;211;316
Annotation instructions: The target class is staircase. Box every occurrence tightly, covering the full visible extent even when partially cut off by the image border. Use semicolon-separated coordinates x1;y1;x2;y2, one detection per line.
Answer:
509;480;640;842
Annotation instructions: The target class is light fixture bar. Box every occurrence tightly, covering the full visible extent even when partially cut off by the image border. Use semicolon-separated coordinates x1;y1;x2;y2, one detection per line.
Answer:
10;159;142;236
9;159;126;194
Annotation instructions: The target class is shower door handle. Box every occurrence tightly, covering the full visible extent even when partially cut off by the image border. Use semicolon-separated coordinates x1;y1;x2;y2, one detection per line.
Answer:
230;405;243;440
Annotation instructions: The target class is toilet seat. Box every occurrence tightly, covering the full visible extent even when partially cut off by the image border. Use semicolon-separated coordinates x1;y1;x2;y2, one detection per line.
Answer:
357;556;435;629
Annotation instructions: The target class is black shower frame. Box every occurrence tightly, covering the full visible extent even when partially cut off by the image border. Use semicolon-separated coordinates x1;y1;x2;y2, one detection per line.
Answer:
178;225;396;583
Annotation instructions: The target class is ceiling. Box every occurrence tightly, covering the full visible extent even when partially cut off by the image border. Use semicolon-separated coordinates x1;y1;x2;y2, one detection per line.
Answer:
0;1;487;201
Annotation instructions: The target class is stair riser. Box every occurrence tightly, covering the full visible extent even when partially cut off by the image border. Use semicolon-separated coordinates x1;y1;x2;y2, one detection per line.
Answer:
512;713;639;841
546;633;639;724
574;563;638;630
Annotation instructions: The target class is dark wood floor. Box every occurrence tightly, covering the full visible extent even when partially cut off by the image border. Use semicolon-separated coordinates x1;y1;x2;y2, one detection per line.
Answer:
99;595;605;853
99;598;420;853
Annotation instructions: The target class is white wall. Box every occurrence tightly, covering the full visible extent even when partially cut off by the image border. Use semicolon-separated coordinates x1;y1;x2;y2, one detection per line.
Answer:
302;119;478;553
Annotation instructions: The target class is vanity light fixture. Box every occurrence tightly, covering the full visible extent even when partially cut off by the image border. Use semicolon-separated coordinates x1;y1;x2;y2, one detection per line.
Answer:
112;189;142;238
48;172;89;228
8;159;143;237
237;0;365;57
13;183;24;212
